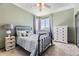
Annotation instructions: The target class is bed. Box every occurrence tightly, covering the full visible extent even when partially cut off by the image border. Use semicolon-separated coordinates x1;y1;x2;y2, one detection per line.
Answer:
15;26;53;56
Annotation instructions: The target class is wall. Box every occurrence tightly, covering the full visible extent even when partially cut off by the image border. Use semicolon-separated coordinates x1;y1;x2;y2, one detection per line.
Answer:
74;4;79;15
0;3;33;48
73;4;79;45
53;8;76;44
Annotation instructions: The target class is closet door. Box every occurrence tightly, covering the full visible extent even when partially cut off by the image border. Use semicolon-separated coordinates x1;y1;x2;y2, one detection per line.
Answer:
76;13;79;47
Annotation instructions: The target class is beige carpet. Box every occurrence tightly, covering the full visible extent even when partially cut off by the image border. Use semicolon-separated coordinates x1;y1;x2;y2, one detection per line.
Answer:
0;42;79;56
53;42;79;56
43;42;79;56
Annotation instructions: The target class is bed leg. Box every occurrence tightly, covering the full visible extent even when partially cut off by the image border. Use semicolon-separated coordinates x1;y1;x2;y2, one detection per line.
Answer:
51;39;55;46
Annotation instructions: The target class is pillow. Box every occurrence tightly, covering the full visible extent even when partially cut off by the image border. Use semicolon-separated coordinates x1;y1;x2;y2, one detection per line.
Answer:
21;31;26;37
17;30;33;37
16;31;22;37
26;31;29;33
17;31;26;37
26;31;33;36
21;31;28;37
21;32;25;37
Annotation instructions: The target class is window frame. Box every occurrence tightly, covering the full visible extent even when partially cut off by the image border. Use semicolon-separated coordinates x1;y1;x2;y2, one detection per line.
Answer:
40;17;50;31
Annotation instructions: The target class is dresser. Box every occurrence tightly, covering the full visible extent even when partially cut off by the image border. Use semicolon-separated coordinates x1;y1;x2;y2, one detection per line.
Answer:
53;26;68;43
5;36;15;51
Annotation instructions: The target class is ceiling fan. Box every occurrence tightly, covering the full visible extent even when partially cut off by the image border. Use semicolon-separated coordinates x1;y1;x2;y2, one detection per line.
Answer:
34;3;51;11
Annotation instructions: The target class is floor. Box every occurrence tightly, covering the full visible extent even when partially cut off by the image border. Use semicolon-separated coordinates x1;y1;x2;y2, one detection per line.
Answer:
43;42;79;56
0;42;79;56
0;46;30;56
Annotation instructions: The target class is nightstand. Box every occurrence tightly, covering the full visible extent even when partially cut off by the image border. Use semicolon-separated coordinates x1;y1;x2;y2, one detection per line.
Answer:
5;36;15;51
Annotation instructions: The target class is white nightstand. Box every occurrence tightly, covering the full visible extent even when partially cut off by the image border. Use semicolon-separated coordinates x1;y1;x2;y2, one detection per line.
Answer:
5;36;15;51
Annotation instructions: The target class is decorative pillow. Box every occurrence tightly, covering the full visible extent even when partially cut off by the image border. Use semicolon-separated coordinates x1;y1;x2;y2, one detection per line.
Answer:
21;31;26;37
16;31;22;37
26;31;33;36
26;34;28;37
26;31;29;33
17;31;26;37
17;30;33;37
21;33;25;37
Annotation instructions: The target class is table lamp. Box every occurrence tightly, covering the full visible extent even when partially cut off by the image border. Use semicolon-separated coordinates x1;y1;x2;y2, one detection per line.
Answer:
2;24;14;37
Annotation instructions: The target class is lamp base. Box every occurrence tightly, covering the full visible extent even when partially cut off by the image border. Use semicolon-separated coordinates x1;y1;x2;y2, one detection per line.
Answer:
8;35;10;37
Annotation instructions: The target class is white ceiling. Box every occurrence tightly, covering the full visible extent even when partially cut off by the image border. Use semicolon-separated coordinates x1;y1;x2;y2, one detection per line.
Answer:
13;3;75;16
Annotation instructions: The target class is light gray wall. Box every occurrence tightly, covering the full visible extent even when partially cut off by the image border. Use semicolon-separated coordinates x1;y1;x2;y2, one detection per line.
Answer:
74;4;79;45
53;8;76;44
0;3;33;48
74;4;79;15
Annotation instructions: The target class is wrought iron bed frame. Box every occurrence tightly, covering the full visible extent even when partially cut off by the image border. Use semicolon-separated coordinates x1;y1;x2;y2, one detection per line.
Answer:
15;26;53;56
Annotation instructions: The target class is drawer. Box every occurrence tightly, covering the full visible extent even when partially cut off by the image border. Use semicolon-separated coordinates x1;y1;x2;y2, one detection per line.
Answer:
11;36;15;39
6;39;15;43
5;42;15;47
6;44;15;48
6;45;15;51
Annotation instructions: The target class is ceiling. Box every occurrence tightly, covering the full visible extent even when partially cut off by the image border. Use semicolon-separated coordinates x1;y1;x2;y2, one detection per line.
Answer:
13;3;75;16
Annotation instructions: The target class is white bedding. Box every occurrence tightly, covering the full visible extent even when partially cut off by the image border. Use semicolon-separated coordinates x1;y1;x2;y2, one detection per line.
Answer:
17;32;51;56
17;34;38;53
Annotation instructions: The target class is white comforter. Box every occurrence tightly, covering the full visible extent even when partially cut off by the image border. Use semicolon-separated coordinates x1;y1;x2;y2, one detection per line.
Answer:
17;34;38;54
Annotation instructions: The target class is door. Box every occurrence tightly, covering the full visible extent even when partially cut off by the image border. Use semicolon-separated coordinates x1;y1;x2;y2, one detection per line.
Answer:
76;12;79;47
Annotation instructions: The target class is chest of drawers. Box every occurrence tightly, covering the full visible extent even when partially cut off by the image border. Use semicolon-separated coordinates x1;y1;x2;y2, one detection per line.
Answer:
53;26;68;43
5;36;15;51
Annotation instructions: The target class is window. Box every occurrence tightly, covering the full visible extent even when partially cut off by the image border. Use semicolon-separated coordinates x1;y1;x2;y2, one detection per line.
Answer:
35;17;50;33
40;17;49;30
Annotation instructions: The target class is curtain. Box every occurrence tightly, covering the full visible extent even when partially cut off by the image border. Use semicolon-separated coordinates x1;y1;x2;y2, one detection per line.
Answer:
33;16;40;34
49;15;53;39
33;16;36;34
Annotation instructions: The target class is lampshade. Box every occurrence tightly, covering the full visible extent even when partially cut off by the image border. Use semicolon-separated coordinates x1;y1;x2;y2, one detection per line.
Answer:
2;24;14;30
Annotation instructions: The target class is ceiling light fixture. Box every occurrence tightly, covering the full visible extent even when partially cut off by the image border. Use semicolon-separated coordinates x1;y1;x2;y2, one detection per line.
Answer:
35;3;50;11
